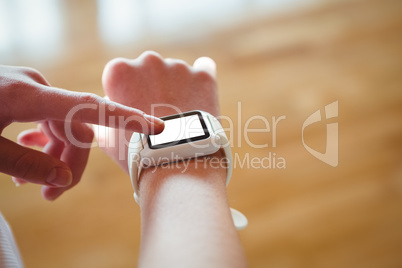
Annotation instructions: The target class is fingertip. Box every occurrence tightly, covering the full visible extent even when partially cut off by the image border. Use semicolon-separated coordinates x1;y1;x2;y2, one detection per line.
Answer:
17;129;49;147
144;114;164;126
45;167;73;187
149;122;165;135
122;113;165;134
42;186;64;201
17;130;29;144
143;114;165;134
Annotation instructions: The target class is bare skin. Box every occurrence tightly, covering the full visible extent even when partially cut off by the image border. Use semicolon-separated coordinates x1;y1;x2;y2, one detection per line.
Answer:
100;51;248;268
0;65;164;200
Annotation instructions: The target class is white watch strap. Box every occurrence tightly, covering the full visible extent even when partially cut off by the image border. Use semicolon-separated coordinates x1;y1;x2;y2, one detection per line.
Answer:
204;112;247;230
128;112;248;230
204;113;232;186
128;132;143;203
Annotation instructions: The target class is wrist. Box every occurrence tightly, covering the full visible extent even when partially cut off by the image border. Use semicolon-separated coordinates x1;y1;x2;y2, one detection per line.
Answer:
138;150;228;206
137;149;247;268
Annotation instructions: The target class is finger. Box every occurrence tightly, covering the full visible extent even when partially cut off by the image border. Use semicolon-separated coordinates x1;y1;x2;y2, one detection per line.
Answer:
137;51;164;66
14;88;164;134
12;177;28;186
0;136;72;187
38;121;68;200
40;121;65;160
193;57;217;78
165;58;191;68
13;122;64;188
17;128;49;147
42;121;93;200
93;123;117;150
165;58;192;75
42;185;65;201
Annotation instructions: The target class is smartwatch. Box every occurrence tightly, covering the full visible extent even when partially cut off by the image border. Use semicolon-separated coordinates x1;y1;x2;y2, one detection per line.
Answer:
128;110;248;230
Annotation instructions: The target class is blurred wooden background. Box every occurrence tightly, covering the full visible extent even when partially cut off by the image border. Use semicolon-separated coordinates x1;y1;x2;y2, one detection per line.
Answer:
1;0;402;267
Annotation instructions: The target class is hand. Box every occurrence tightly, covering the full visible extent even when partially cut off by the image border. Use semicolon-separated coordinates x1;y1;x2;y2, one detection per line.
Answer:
98;51;220;172
99;52;247;268
0;65;164;200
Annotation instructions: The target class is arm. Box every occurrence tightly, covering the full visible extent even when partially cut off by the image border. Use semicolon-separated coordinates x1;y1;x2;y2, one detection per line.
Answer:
0;65;163;200
99;51;247;267
139;151;247;268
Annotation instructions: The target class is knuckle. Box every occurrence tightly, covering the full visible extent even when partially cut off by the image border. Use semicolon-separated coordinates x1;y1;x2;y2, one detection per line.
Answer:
80;93;101;105
11;151;42;179
103;58;133;89
141;51;164;66
2;75;36;94
21;67;49;85
0;80;38;122
105;58;131;76
169;61;191;73
21;67;39;76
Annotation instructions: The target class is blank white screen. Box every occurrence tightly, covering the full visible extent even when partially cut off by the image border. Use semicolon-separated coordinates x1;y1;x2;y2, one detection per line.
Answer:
149;115;205;146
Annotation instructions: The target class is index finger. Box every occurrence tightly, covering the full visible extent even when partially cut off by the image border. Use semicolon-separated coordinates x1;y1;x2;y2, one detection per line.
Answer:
15;87;165;134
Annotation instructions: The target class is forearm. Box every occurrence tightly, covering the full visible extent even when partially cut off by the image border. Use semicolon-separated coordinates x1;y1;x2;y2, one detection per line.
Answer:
137;152;247;268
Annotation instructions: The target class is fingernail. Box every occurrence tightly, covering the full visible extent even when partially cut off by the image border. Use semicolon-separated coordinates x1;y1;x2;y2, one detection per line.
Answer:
46;167;72;187
144;114;164;126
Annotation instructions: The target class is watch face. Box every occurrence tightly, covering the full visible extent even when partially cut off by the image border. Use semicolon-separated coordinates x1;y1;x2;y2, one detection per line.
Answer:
147;111;210;149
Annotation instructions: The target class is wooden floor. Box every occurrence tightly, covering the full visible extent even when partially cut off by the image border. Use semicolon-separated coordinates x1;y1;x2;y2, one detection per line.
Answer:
1;0;402;267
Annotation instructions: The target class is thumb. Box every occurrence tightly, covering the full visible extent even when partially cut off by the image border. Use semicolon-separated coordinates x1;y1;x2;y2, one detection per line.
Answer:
0;136;72;187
